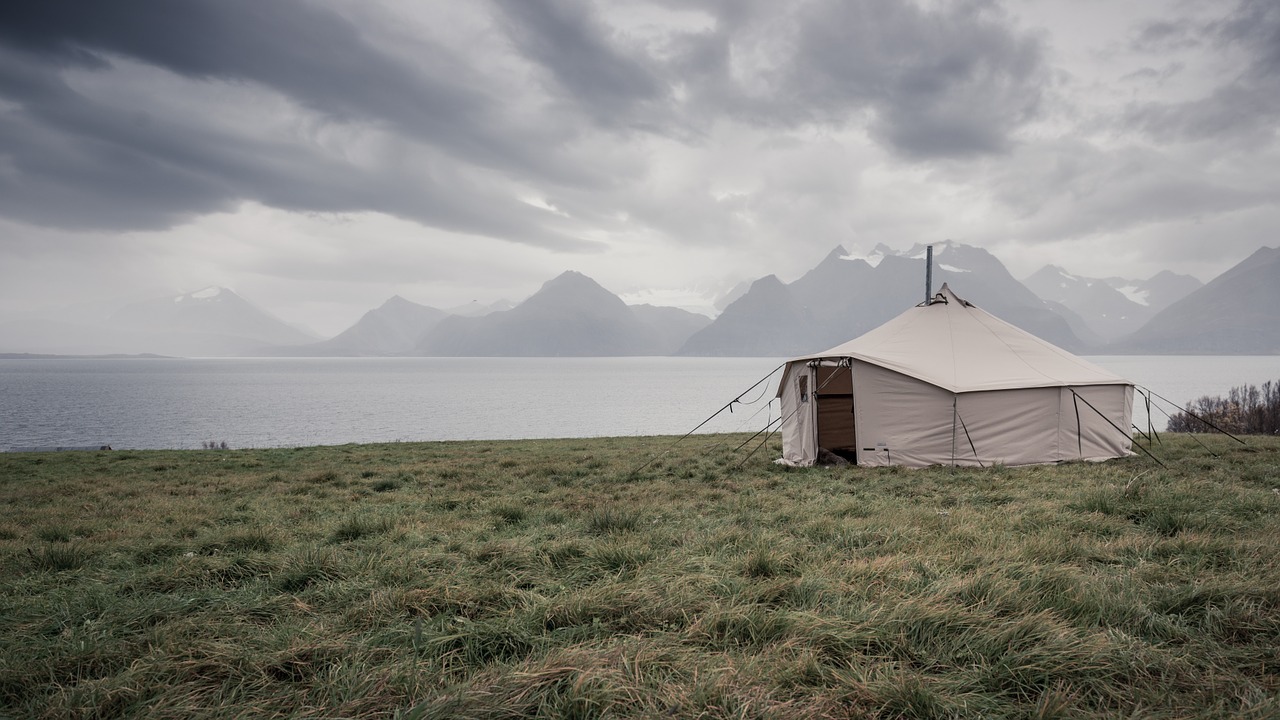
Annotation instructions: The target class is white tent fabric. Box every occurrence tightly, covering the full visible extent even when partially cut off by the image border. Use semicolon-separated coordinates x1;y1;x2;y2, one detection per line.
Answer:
776;284;1133;468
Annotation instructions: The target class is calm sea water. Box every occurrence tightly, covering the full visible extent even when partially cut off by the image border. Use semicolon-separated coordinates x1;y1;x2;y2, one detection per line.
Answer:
1;356;1276;450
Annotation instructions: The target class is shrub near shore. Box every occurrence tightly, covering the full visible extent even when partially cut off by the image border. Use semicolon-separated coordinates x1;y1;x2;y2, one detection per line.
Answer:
2;434;1279;718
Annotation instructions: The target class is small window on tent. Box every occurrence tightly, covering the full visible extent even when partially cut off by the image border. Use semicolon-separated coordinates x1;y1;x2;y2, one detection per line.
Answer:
799;376;809;403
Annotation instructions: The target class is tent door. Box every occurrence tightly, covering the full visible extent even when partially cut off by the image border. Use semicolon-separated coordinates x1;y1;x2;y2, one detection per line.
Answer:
815;363;857;462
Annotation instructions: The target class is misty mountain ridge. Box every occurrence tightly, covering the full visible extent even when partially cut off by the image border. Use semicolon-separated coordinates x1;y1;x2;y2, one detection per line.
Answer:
110;287;316;343
416;271;710;356
1023;265;1203;342
1114;246;1280;354
3;245;1273;357
445;299;516;317
278;295;449;357
47;274;709;358
0;286;320;357
1102;270;1204;312
681;241;1089;356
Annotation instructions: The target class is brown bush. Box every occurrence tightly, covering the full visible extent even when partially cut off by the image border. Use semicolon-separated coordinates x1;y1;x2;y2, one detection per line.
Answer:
1167;380;1280;434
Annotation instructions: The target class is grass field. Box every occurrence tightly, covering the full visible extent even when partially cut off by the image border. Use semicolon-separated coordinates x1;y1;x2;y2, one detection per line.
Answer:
2;433;1279;718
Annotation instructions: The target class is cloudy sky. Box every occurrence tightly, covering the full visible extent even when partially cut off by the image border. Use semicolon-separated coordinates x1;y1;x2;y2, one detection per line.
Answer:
1;0;1276;336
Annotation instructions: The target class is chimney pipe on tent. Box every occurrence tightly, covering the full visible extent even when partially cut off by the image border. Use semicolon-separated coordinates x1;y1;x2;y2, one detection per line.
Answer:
925;244;934;304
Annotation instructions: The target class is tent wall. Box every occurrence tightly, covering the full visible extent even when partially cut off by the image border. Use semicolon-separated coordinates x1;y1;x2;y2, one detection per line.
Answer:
838;362;1132;468
777;363;818;466
779;360;1133;469
952;387;1064;467
852;360;957;467
1058;384;1133;462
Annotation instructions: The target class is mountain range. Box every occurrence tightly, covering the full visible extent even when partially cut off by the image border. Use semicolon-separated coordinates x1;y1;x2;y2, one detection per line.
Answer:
0;287;318;357
276;295;449;357
416;271;710;356
1113;246;1280;354
1023;265;1203;343
2;244;1275;357
679;242;1089;355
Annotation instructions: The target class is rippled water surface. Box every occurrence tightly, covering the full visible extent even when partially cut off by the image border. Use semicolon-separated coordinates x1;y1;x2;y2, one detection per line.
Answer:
2;355;1275;449
1;357;784;449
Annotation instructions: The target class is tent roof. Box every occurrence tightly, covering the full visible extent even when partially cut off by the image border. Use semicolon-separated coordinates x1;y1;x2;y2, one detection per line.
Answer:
787;284;1129;393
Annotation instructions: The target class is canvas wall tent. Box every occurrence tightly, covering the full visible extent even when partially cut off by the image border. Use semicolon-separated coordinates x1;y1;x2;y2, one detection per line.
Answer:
776;284;1133;468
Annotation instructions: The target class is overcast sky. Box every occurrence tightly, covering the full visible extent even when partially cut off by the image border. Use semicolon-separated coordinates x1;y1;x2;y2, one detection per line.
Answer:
1;0;1276;335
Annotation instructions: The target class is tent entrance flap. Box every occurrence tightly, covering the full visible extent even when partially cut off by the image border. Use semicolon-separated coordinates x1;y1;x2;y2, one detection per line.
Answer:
815;364;856;459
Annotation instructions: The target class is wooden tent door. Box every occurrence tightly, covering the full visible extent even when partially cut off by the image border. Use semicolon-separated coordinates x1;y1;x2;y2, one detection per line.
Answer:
815;364;857;461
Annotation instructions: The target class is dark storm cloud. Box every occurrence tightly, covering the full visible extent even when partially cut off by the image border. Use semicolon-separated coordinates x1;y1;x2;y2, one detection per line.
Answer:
490;0;1048;157
1126;0;1280;144
0;50;589;249
491;0;670;129
1131;20;1202;53
0;0;599;248
0;0;557;174
0;48;233;230
1213;0;1280;78
653;0;1047;158
0;0;1055;247
781;1;1045;158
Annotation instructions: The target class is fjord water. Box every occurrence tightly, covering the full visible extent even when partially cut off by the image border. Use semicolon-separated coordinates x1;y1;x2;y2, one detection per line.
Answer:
2;356;1276;450
1;357;783;450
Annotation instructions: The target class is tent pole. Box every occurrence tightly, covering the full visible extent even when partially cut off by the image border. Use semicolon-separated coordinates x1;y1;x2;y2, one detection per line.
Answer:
1073;390;1083;459
925;244;934;305
1145;389;1157;443
955;403;984;468
951;396;958;468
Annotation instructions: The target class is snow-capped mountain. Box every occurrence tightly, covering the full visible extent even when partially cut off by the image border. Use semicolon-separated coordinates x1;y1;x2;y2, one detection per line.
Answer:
1102;271;1203;315
0;287;319;357
1117;246;1280;354
104;287;318;356
1024;266;1203;343
444;299;516;317
1024;266;1151;343
110;287;310;340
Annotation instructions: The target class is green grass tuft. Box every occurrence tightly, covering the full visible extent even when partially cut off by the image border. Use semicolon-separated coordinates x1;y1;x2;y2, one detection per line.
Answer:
1;433;1277;718
26;542;93;572
490;504;527;526
330;515;393;542
584;506;640;534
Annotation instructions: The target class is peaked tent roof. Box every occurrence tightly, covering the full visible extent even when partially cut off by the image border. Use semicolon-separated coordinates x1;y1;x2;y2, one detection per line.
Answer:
789;284;1128;393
